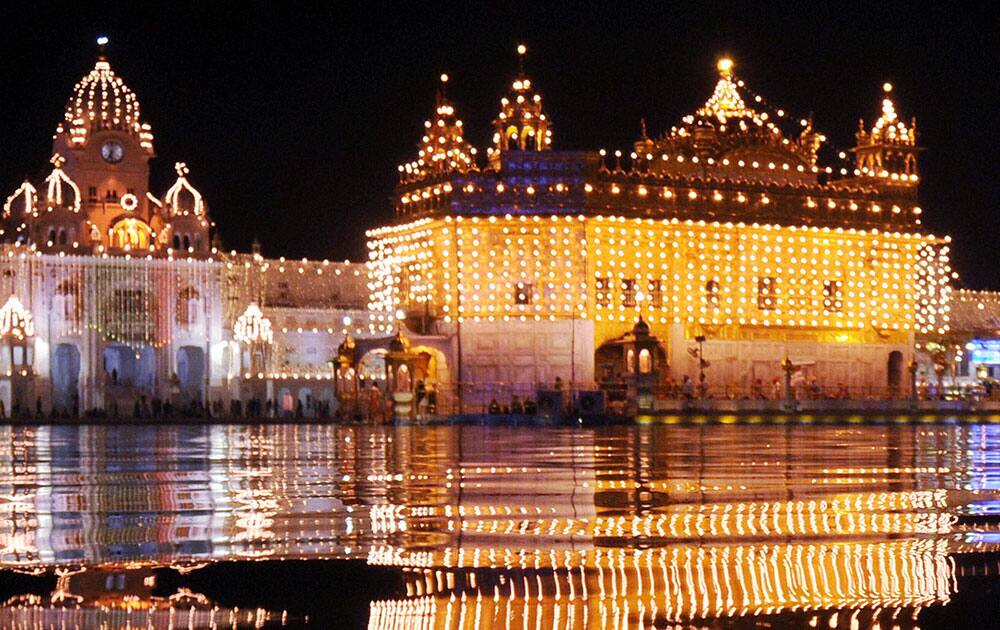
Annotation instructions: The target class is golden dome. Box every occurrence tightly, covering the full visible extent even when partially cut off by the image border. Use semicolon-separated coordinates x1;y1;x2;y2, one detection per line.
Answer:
59;56;154;152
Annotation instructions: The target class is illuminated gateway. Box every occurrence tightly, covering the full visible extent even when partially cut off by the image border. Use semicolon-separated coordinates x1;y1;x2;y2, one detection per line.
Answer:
369;50;953;399
0;46;371;414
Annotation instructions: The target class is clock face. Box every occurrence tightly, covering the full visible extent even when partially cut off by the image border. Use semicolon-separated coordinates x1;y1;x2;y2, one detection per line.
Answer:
100;140;124;164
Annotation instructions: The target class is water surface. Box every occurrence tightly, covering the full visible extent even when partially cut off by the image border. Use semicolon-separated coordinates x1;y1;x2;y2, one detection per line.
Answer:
0;423;998;628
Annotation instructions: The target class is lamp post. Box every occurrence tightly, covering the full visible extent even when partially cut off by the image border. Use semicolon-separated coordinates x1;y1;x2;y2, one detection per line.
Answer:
694;334;707;399
781;355;796;411
233;303;273;407
907;355;918;409
0;295;35;416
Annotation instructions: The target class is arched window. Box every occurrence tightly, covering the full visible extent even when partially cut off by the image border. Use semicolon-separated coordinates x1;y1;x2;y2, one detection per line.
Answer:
523;128;536;151
177;286;200;328
638;348;652;374
56;278;82;325
47;228;56;244
506;125;519;147
110;218;151;250
182;235;190;250
58;229;67;245
626;349;635;373
173;235;181;250
705;280;720;307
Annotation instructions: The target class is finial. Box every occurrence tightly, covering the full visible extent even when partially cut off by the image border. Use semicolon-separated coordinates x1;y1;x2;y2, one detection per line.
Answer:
174;162;189;178
882;82;893;93
438;73;449;101
640;118;649;140
96;35;109;58
516;43;527;74
717;57;734;78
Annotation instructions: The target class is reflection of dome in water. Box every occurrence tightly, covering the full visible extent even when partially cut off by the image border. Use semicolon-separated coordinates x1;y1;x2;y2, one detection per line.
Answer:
0;590;280;629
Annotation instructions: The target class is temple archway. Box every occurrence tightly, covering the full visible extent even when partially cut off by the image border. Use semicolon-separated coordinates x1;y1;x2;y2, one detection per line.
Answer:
176;346;205;405
109;218;152;250
297;387;313;414
358;349;387;386
887;350;904;395
103;344;155;390
410;345;450;387
51;343;80;414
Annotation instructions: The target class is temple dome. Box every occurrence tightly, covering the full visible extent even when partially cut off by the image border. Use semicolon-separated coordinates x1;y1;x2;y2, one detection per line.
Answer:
58;56;154;153
640;57;825;181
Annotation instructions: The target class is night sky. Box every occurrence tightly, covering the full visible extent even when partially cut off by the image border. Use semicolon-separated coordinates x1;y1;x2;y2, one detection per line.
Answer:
1;4;996;287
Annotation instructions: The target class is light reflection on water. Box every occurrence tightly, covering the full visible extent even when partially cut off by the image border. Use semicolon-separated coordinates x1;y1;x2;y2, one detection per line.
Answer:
0;423;999;628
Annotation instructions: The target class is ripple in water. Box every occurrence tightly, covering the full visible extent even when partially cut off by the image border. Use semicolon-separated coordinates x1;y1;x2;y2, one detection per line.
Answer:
0;423;998;628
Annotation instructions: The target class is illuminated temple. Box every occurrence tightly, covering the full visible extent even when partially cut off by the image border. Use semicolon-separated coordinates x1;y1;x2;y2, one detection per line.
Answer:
0;46;374;414
0;43;975;415
368;50;955;402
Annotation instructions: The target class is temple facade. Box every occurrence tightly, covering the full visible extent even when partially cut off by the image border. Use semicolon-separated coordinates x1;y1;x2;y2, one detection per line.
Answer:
368;51;953;402
0;48;372;416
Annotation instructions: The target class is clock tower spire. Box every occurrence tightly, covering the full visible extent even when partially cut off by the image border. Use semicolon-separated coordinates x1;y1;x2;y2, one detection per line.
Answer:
52;39;156;251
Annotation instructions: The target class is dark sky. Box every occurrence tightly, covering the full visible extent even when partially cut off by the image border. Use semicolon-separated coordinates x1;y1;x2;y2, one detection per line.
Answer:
1;3;997;287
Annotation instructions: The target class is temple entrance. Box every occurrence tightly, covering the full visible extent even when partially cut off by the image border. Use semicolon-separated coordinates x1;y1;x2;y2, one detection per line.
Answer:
594;332;667;404
103;345;155;390
298;387;313;416
51;343;80;414
887;350;904;396
358;350;387;387
277;386;293;416
410;346;450;386
176;346;205;406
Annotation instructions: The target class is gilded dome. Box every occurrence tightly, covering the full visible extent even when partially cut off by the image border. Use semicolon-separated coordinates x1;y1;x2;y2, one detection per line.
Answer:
58;57;154;153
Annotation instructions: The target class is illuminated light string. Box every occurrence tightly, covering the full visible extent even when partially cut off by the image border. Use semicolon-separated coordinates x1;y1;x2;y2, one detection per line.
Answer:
164;162;205;216
234;303;273;345
727;64;915;181
43;154;82;213
487;44;553;168
58;51;154;153
397;173;925;227
399;74;478;183
2;181;37;219
0;295;35;340
394;57;922;229
368;214;951;333
598;58;914;184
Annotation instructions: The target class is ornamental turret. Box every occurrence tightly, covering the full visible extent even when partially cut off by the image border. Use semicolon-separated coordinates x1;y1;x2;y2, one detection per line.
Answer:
32;154;85;251
399;74;478;184
851;82;921;189
162;162;211;254
488;45;552;168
